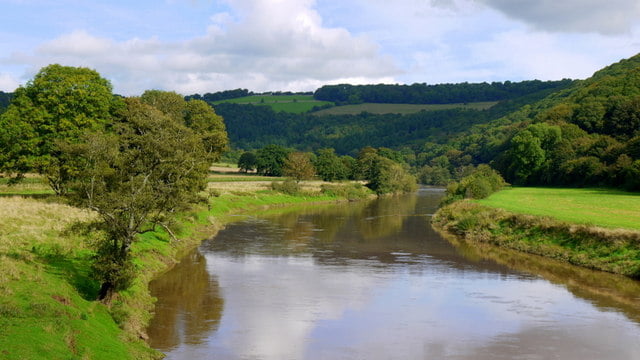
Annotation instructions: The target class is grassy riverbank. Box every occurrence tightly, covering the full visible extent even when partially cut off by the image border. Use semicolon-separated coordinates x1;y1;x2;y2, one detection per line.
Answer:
0;178;356;359
477;187;640;230
432;188;640;278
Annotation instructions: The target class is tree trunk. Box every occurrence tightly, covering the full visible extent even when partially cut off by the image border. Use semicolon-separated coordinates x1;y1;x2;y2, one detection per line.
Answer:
97;281;114;303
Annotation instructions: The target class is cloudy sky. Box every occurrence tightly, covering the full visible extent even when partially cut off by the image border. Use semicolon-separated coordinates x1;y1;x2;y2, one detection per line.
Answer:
1;0;639;95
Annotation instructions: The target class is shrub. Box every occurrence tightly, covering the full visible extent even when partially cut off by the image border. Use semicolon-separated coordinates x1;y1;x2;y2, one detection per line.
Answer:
270;180;302;195
442;164;506;205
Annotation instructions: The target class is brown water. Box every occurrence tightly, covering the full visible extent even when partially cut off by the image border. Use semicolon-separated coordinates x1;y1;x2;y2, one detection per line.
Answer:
147;189;640;359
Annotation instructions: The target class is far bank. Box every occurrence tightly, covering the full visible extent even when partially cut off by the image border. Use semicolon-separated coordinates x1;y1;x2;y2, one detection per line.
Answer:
432;187;640;279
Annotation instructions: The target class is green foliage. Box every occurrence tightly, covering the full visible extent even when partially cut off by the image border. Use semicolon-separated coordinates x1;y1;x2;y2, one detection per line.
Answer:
320;183;372;200
313;80;573;104
314;148;349;181
434;199;640;278
442;164;506;204
237;151;258;172
283;152;316;182
365;155;417;195
0;64;119;194
141;90;229;161
68;98;212;299
270;179;302;195
256;144;292;176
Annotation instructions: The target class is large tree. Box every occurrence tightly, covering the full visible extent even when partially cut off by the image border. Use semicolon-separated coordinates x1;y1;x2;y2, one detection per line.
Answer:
256;144;291;176
0;64;118;194
69;98;212;300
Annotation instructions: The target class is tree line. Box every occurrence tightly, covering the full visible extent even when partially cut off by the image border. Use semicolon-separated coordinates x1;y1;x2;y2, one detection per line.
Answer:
313;80;574;105
238;145;416;195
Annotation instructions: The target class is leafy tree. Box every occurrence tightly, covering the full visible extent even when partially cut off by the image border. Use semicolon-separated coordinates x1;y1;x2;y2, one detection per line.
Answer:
141;90;229;161
238;151;257;172
366;156;417;195
256;144;291;176
314;148;348;181
0;64;118;194
283;152;316;182
69;98;211;300
506;129;546;183
442;164;506;204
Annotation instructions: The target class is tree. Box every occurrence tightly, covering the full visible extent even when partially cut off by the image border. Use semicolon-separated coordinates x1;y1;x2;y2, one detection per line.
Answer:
283;152;316;182
366;156;417;195
314;148;348;181
506;129;546;183
69;98;212;300
256;144;291;176
238;151;257;172
0;64;118;194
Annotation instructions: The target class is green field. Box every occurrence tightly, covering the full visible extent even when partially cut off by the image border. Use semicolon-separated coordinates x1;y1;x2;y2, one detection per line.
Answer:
478;187;640;230
311;101;498;116
213;95;333;114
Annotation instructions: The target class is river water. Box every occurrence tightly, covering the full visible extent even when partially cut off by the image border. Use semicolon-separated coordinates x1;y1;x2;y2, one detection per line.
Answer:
147;189;640;359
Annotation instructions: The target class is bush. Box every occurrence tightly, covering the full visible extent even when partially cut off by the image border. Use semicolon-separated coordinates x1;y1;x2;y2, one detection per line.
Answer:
270;180;302;195
320;183;372;200
442;164;506;205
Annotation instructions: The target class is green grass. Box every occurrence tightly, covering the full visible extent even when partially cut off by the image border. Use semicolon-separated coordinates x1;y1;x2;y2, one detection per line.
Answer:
478;187;640;230
311;101;498;116
213;95;333;114
0;176;348;359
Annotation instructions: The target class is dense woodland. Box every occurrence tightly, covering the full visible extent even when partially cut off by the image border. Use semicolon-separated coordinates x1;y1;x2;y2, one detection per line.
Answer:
213;81;573;154
312;80;574;105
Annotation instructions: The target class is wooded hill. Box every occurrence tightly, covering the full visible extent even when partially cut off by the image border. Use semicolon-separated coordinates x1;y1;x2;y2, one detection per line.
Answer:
209;80;574;154
426;53;640;190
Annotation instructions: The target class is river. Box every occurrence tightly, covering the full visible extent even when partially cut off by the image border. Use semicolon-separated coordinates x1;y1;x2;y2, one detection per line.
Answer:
147;188;640;359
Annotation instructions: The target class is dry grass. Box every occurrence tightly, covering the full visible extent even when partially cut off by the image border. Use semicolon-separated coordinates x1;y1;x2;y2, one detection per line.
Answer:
207;179;338;195
0;196;96;256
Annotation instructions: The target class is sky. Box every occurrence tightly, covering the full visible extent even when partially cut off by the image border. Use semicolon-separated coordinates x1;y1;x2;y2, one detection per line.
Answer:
1;0;639;95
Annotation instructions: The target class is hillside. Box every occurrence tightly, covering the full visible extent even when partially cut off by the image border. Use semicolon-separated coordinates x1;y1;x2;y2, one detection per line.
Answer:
212;81;573;154
417;53;640;189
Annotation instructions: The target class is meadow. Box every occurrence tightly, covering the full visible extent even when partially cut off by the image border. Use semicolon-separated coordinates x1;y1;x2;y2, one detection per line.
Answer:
477;187;640;230
311;101;498;116
212;94;333;114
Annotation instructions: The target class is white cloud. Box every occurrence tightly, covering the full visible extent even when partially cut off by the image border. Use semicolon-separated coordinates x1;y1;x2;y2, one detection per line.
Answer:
0;73;20;92
477;0;640;35
4;0;398;95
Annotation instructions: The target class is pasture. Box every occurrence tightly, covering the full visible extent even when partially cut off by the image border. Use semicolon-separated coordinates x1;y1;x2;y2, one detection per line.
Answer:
478;187;640;230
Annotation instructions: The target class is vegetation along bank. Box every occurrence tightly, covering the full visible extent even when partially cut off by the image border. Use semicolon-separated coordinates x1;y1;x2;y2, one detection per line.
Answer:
432;186;640;279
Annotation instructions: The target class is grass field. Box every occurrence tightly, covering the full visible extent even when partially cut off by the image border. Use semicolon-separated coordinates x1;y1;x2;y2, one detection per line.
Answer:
311;101;498;116
212;95;333;114
478;187;640;230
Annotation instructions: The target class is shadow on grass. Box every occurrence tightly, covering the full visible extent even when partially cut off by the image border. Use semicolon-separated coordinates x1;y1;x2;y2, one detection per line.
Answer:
40;253;100;301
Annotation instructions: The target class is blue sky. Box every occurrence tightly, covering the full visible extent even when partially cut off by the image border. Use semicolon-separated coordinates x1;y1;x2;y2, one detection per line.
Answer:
1;0;639;95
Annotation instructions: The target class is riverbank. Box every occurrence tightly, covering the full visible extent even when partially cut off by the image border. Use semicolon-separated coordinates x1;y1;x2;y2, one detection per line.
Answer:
432;199;640;279
0;180;361;359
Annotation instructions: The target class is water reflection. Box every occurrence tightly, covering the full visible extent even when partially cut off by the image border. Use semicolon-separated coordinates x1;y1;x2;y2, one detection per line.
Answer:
147;250;223;351
148;189;640;359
